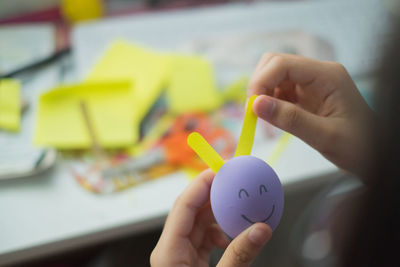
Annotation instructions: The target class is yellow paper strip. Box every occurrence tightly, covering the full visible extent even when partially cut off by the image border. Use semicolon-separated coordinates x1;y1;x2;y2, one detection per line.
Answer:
0;79;20;132
267;132;292;167
187;132;224;173
234;95;257;157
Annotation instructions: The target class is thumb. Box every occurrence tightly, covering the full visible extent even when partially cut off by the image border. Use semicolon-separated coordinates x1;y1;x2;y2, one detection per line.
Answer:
253;95;328;150
217;223;272;267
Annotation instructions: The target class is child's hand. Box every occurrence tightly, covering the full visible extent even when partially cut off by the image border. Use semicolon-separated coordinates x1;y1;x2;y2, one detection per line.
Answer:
151;169;272;267
248;53;374;175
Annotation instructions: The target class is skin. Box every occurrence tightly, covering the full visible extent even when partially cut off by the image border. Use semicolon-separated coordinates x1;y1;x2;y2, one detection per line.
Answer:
248;53;374;176
151;54;374;265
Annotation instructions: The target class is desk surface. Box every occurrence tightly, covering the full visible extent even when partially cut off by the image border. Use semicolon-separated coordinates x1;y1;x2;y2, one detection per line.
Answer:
0;0;388;265
0;115;337;265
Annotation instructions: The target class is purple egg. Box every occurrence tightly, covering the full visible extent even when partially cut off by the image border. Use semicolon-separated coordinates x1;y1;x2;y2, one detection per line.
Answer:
210;156;284;238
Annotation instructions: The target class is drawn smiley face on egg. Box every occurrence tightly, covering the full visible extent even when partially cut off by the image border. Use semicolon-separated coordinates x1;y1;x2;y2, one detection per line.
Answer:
210;155;284;238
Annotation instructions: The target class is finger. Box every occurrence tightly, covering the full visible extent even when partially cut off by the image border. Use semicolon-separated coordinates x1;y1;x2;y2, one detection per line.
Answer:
198;224;229;254
189;202;216;249
253;95;330;151
163;169;215;239
274;85;297;103
208;224;229;249
253;52;276;73
247;53;332;97
197;224;230;261
217;223;272;267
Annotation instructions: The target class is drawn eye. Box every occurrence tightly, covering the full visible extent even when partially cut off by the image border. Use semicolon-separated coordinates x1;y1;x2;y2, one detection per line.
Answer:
238;189;249;199
259;184;268;195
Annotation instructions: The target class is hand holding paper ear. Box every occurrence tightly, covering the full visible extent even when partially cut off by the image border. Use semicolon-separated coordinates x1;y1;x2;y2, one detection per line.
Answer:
152;53;376;266
248;53;375;176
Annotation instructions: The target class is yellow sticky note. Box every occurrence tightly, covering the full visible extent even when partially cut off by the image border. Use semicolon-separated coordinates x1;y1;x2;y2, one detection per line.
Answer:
0;79;20;132
87;40;171;124
187;132;224;173
167;55;221;114
35;81;134;149
235;95;257;157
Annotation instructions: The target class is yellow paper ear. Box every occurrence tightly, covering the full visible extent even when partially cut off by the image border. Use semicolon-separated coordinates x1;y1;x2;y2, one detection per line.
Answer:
187;132;224;173
234;95;258;157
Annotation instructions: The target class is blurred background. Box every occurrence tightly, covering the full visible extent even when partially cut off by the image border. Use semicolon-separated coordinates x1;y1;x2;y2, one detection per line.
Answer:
0;0;395;266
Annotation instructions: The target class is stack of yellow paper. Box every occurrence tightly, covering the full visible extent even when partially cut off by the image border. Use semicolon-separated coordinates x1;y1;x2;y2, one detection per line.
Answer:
0;79;20;132
87;40;171;122
35;81;133;149
35;40;223;150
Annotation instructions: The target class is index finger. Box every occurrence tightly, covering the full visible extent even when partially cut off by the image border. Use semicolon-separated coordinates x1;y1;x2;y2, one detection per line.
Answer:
163;169;215;239
247;53;333;97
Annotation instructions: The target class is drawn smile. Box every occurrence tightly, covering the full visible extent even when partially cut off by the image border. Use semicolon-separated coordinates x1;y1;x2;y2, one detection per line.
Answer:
241;205;275;224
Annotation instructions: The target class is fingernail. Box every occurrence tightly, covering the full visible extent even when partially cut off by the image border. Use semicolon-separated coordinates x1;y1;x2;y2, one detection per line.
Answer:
248;224;270;246
256;96;275;118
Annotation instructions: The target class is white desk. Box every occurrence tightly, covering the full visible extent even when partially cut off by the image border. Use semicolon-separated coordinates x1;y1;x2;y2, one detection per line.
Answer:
0;0;388;265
